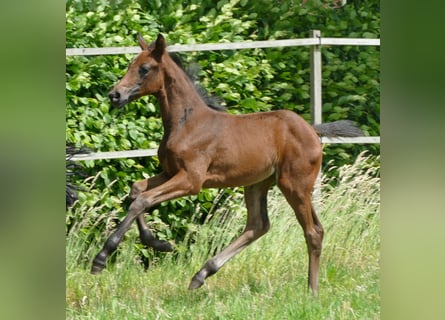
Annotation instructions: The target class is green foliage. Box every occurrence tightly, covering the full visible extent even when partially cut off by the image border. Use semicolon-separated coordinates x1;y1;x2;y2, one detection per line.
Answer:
66;0;379;249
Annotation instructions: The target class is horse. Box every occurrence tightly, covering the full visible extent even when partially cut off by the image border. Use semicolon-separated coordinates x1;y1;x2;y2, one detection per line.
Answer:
91;33;363;296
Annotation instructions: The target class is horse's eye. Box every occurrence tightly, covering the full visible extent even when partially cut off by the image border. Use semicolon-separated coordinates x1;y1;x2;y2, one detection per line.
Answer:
139;65;150;77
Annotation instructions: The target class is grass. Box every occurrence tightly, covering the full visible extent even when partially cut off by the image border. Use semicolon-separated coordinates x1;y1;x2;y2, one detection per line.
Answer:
66;153;380;319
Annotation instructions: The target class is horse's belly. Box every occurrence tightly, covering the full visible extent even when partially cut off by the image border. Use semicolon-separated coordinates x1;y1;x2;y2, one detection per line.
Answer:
202;164;275;188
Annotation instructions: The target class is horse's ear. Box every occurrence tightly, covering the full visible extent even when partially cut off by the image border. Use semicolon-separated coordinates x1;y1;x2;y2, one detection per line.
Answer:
152;33;166;61
137;33;149;51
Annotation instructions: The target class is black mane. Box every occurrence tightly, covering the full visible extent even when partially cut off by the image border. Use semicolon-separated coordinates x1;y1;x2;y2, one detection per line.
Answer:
170;54;227;112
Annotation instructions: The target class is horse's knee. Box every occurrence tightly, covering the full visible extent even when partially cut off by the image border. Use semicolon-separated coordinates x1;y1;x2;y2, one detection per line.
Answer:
129;195;150;214
130;180;148;200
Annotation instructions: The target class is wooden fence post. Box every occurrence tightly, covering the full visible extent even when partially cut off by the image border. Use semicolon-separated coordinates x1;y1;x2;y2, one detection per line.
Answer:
310;29;323;208
310;29;322;126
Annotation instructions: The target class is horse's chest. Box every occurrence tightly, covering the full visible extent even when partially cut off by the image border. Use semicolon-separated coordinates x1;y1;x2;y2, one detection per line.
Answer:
158;141;195;174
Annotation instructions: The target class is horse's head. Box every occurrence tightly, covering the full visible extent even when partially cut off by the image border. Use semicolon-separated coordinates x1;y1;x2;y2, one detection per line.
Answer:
108;33;166;108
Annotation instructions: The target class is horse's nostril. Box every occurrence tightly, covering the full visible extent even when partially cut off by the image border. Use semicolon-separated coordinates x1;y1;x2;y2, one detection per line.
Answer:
109;90;120;100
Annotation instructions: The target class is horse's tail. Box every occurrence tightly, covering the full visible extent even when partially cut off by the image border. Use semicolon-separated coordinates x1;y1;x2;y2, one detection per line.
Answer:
313;120;363;137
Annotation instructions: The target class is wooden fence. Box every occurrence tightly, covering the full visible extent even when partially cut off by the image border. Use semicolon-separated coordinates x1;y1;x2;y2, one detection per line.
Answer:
67;30;380;161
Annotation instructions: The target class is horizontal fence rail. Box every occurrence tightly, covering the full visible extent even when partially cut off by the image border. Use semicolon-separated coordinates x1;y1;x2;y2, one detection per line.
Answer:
69;137;380;161
66;37;379;56
67;32;380;162
70;149;158;161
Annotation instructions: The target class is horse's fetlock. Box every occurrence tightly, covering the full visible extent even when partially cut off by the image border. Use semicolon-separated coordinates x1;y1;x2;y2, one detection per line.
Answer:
93;252;106;266
104;235;121;253
205;260;219;276
139;229;155;245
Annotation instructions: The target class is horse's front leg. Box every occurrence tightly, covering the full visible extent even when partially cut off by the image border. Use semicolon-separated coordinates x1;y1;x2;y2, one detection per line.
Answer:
131;173;173;252
91;195;146;274
91;170;201;274
136;215;173;252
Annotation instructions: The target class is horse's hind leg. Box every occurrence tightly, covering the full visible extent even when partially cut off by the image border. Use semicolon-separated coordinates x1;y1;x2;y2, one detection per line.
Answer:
278;170;324;296
188;176;274;289
131;173;173;252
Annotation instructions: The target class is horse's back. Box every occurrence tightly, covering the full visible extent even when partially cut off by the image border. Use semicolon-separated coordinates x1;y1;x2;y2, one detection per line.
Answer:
230;109;321;151
223;109;322;168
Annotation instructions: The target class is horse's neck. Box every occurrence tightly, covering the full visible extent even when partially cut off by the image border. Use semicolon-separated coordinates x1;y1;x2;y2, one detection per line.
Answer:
155;68;210;134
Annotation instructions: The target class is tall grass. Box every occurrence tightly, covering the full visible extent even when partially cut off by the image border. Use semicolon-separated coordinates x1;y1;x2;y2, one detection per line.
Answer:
66;152;379;319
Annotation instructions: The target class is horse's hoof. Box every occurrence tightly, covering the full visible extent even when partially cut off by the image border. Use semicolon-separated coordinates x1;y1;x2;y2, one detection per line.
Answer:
151;239;174;252
188;275;205;290
90;264;104;274
91;254;106;274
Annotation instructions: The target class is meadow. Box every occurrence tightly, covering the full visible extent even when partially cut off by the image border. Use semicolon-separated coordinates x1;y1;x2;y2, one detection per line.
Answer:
66;153;380;319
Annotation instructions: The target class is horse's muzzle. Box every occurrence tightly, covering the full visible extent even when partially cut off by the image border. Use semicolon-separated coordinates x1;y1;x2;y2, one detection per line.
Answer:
108;88;126;108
